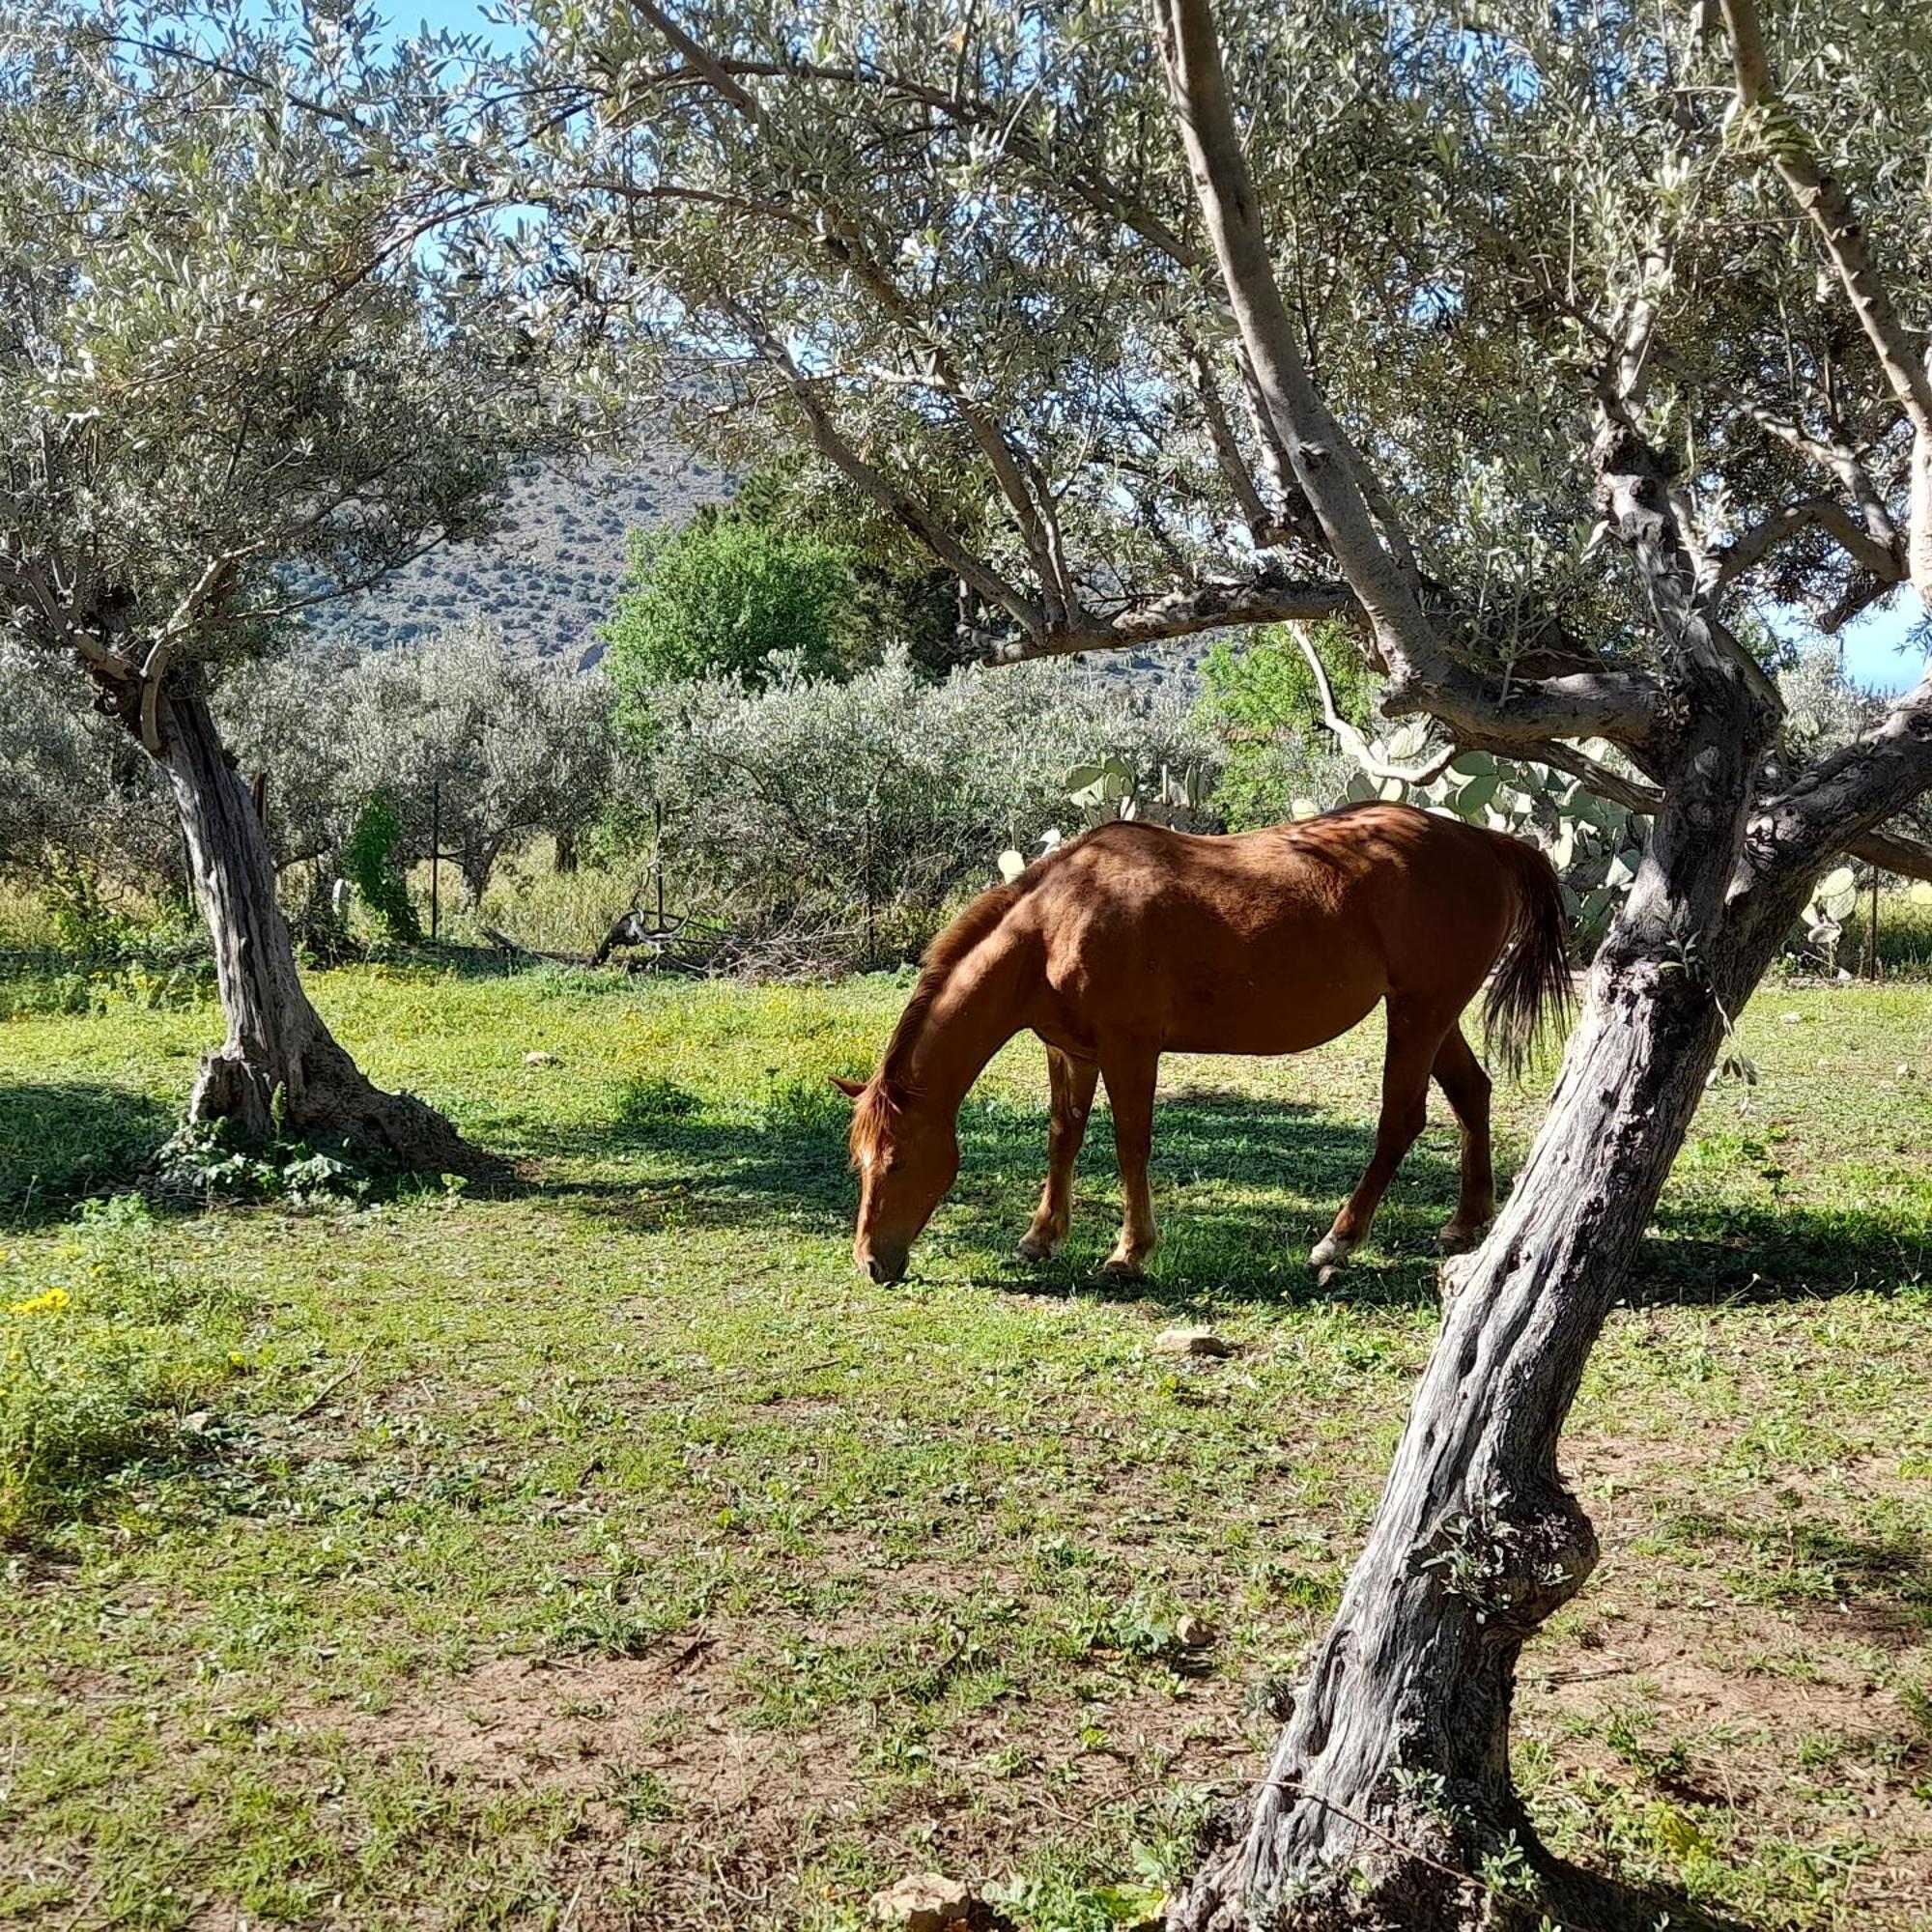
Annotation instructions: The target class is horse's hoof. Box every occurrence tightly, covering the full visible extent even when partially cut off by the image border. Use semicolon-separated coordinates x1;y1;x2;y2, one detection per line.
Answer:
1101;1255;1147;1280
1309;1235;1354;1271
1016;1235;1058;1262
1435;1221;1489;1256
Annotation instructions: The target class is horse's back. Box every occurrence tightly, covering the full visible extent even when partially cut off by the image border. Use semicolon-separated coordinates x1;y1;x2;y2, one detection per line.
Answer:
1019;806;1516;1056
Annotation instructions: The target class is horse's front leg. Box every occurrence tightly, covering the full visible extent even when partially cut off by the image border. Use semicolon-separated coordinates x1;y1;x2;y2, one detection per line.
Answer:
1020;1047;1099;1260
1100;1047;1160;1277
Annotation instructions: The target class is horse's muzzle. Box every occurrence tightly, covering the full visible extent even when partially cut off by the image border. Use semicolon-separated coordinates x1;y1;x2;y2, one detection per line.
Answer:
857;1245;907;1286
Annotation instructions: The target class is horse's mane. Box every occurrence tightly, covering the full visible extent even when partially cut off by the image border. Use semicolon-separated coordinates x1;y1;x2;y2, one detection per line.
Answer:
848;874;1031;1168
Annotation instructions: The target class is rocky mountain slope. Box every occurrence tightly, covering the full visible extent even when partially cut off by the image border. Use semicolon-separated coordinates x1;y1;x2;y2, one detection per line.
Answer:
304;450;731;665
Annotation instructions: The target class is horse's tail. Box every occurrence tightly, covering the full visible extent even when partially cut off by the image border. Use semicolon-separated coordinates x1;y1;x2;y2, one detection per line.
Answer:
1482;832;1575;1079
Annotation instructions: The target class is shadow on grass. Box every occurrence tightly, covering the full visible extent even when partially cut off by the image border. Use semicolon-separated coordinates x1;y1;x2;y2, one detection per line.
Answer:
541;1089;1458;1307
1538;1853;1757;1932
543;1083;1931;1315
0;1081;176;1228
1638;1201;1929;1305
1658;1510;1931;1646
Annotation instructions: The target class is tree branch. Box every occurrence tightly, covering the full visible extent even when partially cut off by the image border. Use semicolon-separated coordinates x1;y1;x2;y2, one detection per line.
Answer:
1292;624;1457;785
1715;0;1932;598
1186;340;1277;546
738;316;1046;638
1849;823;1932;885
1748;670;1932;885
618;9;1079;625
1592;415;1783;722
1751;408;1902;563
1711;494;1902;590
986;573;1357;661
1153;0;1662;754
608;53;1208;271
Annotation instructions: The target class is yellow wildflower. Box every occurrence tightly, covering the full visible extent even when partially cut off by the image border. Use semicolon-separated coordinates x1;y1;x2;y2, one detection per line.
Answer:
8;1288;71;1317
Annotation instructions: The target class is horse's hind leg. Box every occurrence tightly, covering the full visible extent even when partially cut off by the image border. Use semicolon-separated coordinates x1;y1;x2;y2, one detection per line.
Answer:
1431;1022;1494;1253
1311;1003;1446;1274
1019;1048;1099;1260
1100;1046;1160;1277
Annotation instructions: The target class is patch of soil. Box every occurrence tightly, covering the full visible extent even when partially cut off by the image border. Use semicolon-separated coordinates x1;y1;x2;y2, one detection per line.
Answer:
1520;1433;1932;1918
276;1612;1253;1932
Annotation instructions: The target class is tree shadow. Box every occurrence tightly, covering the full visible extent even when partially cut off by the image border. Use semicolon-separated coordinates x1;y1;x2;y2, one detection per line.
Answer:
1649;1510;1931;1648
1537;1851;1757;1932
1635;1199;1928;1306
544;1083;1931;1316
0;1081;176;1228
549;1090;1466;1310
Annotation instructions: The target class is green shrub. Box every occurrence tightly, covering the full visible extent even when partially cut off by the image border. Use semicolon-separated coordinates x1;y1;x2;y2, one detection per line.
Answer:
604;512;851;701
1192;625;1374;829
344;790;422;943
0;1196;245;1541
612;1075;702;1127
630;648;1215;966
155;1117;377;1208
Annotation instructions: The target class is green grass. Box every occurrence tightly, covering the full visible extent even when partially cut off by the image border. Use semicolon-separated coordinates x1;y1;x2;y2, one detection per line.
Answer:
1;961;1929;1929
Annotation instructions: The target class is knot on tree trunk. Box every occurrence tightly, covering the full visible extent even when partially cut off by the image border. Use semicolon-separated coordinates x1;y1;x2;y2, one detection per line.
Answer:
1417;1487;1598;1639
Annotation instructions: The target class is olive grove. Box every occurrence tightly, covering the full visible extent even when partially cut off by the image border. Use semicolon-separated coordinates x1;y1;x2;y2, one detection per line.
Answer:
479;0;1932;1920
0;4;571;1166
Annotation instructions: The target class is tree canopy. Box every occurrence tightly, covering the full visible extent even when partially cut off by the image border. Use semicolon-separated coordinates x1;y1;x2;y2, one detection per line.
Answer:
491;1;1928;720
0;2;568;734
603;511;851;695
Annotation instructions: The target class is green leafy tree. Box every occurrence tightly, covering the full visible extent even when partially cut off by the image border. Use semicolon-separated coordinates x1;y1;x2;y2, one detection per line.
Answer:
1195;622;1377;827
604;512;850;703
0;1;568;1167
731;464;969;675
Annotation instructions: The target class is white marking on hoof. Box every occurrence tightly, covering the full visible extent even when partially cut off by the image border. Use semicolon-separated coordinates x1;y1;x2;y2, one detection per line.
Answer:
1309;1234;1354;1271
1017;1232;1058;1262
1101;1252;1148;1280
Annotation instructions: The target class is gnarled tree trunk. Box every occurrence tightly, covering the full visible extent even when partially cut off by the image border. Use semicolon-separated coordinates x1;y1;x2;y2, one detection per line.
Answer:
156;677;488;1174
1171;682;1810;1927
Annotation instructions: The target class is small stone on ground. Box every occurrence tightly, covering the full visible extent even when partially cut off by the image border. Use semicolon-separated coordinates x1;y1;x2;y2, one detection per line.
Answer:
1152;1325;1236;1357
869;1872;978;1930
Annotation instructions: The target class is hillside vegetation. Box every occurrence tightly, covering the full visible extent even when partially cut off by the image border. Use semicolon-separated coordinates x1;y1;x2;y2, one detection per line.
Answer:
305;455;731;665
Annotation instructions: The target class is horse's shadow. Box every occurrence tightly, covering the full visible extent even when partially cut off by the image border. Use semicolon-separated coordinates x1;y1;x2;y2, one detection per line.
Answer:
548;1083;1930;1315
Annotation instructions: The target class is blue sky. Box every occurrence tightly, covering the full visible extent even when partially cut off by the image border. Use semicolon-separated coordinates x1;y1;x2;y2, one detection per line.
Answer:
1814;600;1926;695
400;0;521;47
387;1;1926;694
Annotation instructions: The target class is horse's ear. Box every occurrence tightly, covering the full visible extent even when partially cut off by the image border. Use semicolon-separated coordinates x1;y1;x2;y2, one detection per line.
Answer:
830;1075;867;1099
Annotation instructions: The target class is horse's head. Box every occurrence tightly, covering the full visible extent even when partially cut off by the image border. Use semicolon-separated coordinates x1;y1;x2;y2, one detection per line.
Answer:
832;1074;958;1284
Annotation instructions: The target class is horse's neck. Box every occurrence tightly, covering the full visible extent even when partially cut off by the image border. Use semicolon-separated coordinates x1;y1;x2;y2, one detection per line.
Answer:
890;929;1032;1115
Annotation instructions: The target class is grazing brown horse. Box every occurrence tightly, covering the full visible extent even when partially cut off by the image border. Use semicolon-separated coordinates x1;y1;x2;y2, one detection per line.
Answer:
834;803;1571;1285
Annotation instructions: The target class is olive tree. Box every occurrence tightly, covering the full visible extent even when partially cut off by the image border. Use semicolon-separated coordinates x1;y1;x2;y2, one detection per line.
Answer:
0;2;565;1166
334;624;619;901
488;0;1932;1918
0;639;180;892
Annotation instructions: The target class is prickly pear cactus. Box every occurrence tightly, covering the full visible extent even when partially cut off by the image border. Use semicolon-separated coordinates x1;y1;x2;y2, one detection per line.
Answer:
1330;731;1648;947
